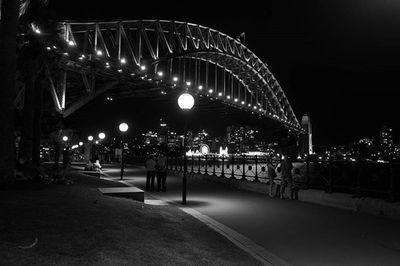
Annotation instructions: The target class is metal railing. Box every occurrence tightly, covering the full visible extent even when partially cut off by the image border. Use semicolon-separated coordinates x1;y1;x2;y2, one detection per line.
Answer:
167;155;400;202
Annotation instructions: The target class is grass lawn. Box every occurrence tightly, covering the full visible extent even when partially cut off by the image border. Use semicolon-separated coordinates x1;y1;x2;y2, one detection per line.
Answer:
0;172;260;265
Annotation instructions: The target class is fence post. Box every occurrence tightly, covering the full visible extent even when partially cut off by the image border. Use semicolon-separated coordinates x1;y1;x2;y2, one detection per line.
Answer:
354;157;362;198
221;156;225;178
213;155;216;176
197;156;201;174
326;158;333;193
305;155;310;189
191;155;194;173
231;155;235;179
387;161;395;202
204;155;208;175
241;154;246;180
253;155;259;182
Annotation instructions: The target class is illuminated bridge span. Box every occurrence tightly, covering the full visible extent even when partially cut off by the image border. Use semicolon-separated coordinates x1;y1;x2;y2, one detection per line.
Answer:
43;20;300;131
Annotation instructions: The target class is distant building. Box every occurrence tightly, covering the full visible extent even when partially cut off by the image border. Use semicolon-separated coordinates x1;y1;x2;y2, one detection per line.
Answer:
226;125;256;153
379;126;393;148
299;114;313;156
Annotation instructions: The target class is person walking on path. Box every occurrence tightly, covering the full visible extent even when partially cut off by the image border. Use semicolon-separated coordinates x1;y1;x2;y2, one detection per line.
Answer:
280;155;293;199
267;156;277;197
145;155;157;191
156;153;167;192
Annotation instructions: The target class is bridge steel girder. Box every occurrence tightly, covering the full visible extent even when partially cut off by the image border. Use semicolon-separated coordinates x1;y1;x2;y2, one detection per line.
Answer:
57;20;301;131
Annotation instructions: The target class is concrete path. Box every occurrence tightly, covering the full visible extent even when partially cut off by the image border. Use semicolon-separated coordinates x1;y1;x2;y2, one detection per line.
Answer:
101;166;400;266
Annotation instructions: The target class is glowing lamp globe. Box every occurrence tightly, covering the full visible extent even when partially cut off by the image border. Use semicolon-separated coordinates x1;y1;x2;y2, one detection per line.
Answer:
178;93;195;110
79;142;84;146
119;123;129;132
88;136;94;141
98;132;106;140
62;136;68;142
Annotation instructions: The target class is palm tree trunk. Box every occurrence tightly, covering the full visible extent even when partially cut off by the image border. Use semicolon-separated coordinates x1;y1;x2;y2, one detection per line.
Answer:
32;76;44;168
0;0;19;186
19;75;36;166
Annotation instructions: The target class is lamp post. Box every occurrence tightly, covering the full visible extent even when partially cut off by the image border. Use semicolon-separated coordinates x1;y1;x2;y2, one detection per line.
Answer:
177;92;195;204
119;123;129;180
98;132;106;162
87;135;94;161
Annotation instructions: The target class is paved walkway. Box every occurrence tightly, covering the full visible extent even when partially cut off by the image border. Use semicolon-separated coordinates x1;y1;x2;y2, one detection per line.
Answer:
100;165;400;266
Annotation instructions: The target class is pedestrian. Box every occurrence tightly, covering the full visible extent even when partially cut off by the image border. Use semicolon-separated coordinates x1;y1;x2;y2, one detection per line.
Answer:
280;155;293;199
267;156;277;197
156;153;167;192
145;155;157;191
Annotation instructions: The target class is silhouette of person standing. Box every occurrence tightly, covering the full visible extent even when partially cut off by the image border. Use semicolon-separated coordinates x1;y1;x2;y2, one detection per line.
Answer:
156;153;167;192
145;155;157;191
267;156;277;197
280;155;293;199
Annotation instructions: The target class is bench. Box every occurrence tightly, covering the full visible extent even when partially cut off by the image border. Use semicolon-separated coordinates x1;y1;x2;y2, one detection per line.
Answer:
98;187;144;202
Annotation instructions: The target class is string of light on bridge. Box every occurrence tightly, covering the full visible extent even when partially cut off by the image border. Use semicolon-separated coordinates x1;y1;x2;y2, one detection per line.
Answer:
31;22;302;132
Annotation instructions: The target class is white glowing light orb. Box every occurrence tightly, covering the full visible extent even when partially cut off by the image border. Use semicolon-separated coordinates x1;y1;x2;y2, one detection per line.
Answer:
218;92;222;96
88;136;94;141
173;76;178;82
119;123;129;132
234;98;238;102
208;89;213;93
68;40;75;46
227;95;231;99
157;71;163;77
178;93;195;110
120;58;127;64
241;101;245;105
140;65;146;71
200;144;210;155
198;85;203;90
96;50;103;56
98;132;106;140
62;136;68;142
79;142;84;146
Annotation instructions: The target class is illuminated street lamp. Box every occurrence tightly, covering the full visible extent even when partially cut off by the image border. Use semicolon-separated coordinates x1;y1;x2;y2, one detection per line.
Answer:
119;122;129;180
177;92;195;204
88;136;94;141
98;132;106;140
62;136;68;142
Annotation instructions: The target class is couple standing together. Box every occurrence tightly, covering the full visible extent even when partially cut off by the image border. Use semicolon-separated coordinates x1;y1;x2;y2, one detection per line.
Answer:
267;155;297;200
145;154;167;192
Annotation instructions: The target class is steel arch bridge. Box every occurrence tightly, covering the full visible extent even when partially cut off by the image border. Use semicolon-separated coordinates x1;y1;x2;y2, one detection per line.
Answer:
37;20;301;132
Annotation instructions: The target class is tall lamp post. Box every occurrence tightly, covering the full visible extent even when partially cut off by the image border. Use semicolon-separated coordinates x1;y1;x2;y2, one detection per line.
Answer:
98;132;106;163
119;123;129;180
177;92;195;204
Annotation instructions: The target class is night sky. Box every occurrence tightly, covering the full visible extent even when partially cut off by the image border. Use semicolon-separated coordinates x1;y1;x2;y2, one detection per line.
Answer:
49;0;400;145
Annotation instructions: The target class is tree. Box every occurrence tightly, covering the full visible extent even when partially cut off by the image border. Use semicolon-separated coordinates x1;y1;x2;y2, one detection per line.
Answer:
0;0;19;187
0;0;50;185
